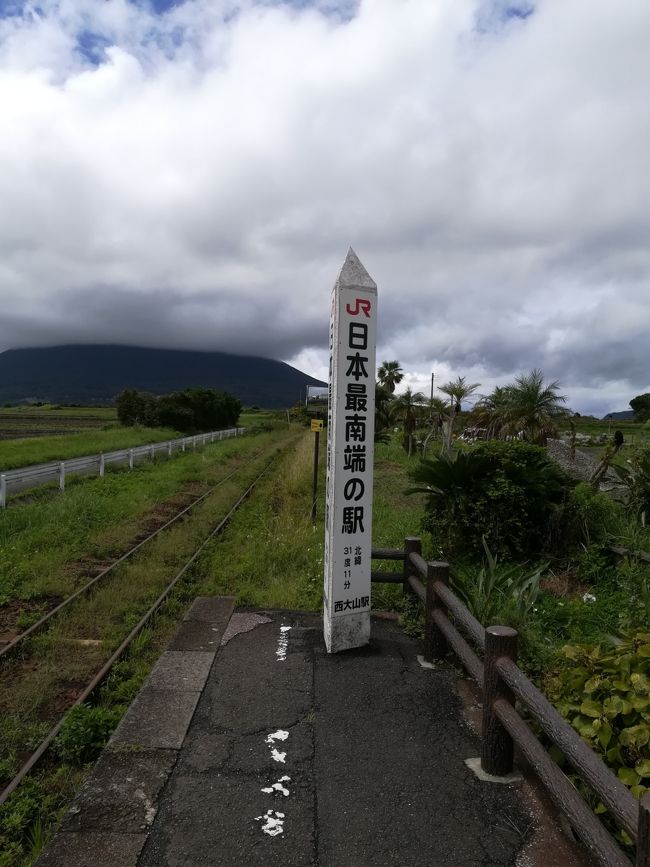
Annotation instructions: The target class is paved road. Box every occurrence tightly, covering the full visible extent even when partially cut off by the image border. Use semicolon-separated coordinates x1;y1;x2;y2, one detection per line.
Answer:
38;602;587;867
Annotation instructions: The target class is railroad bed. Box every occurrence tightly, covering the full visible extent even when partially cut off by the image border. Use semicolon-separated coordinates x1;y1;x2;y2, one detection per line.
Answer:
0;436;296;811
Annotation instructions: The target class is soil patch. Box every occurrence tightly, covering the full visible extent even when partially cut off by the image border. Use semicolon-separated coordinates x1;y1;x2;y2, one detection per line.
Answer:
0;596;63;642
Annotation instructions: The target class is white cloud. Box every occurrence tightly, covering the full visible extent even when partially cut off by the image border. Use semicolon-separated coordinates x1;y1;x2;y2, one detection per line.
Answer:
1;0;649;414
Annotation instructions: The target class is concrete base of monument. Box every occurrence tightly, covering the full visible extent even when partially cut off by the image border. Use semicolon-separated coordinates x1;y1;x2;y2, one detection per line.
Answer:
323;607;370;653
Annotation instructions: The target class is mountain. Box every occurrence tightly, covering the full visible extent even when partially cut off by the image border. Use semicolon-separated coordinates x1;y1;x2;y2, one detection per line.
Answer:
602;410;635;420
0;345;326;409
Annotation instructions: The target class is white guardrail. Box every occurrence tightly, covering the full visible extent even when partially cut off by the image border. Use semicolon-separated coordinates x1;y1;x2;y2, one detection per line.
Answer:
0;427;245;508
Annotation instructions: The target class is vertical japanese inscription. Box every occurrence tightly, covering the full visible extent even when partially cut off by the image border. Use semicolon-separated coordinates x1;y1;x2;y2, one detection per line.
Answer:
324;250;377;653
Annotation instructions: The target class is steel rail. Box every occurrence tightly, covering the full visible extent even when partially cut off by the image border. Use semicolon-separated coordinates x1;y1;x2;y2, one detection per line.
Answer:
0;454;260;660
0;458;274;807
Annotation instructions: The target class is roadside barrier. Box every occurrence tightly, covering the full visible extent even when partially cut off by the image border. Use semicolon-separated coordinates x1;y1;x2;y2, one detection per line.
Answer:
0;427;245;507
371;537;650;867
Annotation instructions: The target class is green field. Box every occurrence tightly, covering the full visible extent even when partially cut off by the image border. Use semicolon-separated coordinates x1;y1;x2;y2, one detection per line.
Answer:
0;406;271;471
0;406;117;441
0;427;183;471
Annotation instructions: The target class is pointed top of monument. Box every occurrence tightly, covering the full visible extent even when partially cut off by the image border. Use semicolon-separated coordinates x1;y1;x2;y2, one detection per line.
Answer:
336;247;377;291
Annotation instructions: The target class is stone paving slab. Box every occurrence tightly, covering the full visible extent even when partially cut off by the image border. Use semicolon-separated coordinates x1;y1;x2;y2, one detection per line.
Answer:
108;687;203;751
168;618;224;651
37;831;146;867
60;749;176;834
145;650;215;691
182;596;235;624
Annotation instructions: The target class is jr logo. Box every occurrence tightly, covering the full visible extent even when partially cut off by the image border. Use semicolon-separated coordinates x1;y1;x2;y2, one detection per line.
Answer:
345;298;372;317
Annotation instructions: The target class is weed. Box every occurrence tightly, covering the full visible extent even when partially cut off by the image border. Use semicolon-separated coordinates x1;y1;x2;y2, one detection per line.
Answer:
54;705;124;765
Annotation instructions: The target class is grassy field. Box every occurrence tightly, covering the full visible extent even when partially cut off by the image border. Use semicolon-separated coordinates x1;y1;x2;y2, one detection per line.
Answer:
0;406;117;442
0;432;285;606
201;432;426;613
0;407;271;471
0;427;184;471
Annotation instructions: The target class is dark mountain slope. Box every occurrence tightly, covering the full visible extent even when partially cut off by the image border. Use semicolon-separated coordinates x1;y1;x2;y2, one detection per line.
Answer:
0;345;325;409
602;410;634;420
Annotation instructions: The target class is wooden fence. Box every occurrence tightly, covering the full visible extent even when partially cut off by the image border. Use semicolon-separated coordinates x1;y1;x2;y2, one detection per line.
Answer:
371;537;650;867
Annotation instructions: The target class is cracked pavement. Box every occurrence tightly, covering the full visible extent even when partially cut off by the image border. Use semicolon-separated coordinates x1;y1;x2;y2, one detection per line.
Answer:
39;604;542;866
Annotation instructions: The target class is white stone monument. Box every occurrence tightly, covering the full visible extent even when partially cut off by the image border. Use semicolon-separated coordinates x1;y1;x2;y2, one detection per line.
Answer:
323;248;377;653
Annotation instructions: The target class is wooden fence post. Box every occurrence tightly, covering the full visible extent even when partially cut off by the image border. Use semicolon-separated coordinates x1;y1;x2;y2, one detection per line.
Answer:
426;561;449;661
403;537;421;595
481;625;518;776
638;791;650;867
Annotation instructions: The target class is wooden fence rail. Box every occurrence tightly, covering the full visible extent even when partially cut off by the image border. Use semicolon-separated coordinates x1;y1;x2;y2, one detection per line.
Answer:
371;538;650;867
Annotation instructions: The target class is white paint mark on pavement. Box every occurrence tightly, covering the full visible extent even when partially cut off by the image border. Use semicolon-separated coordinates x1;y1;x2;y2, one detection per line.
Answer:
276;624;291;661
265;729;289;744
270;749;286;763
261;775;291;797
255;810;285;837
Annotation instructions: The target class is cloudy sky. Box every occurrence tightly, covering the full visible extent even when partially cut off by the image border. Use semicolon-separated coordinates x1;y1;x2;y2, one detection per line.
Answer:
1;0;649;415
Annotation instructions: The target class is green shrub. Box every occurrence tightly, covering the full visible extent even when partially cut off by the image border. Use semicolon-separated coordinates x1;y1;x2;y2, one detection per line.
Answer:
0;779;62;867
564;483;619;549
409;441;573;558
451;537;546;626
545;632;650;804
614;449;650;523
53;705;123;765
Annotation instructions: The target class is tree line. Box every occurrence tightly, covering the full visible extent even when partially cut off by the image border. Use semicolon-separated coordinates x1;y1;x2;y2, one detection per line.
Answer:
115;387;241;434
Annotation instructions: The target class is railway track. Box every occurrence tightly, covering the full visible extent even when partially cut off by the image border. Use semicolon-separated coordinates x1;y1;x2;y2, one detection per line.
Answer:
0;457;254;659
0;449;283;807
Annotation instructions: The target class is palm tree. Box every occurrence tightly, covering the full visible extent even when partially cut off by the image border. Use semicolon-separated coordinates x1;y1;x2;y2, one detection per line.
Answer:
377;360;404;394
392;387;426;456
439;376;481;452
505;369;568;444
473;386;512;439
374;383;394;443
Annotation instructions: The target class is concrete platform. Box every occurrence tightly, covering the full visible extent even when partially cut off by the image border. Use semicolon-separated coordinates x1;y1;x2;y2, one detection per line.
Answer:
38;599;585;866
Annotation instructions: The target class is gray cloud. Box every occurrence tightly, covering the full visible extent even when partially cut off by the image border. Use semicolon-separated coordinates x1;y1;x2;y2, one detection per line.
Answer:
1;0;649;414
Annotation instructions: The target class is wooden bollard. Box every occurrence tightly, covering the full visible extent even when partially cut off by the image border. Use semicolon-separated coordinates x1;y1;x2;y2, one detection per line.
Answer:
481;625;518;776
638;790;650;866
403;536;421;596
425;561;449;662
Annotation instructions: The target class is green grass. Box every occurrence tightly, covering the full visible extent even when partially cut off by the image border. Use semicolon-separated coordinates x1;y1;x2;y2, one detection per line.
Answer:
0;432;283;604
0;427;186;471
200;432;428;614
